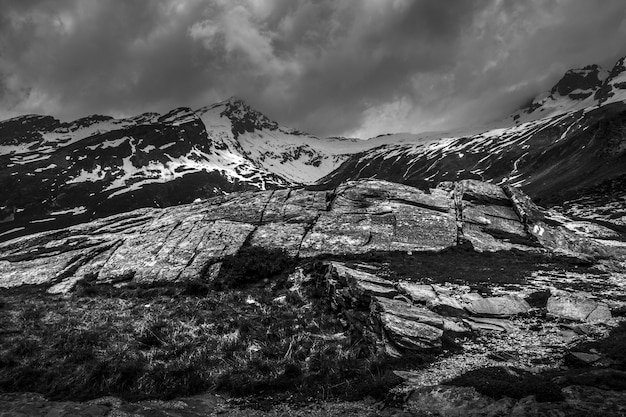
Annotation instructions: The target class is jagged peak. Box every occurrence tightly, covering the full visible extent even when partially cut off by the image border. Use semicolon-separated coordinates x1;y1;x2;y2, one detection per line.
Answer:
564;64;607;76
194;97;311;137
550;64;607;97
215;97;280;137
511;57;626;121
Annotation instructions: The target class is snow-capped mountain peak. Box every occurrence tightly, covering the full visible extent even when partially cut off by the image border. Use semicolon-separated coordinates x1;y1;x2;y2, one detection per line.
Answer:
510;57;626;124
550;64;608;98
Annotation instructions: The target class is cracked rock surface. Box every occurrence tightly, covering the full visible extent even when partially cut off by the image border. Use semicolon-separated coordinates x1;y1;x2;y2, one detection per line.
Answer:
1;179;622;293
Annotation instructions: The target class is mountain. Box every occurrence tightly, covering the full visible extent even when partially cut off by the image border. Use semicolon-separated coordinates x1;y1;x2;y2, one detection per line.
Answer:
2;57;626;242
509;58;626;123
0;96;445;240
318;57;626;217
0;97;447;240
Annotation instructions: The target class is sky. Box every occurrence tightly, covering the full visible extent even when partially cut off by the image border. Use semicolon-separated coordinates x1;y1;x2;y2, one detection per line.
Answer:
0;0;625;138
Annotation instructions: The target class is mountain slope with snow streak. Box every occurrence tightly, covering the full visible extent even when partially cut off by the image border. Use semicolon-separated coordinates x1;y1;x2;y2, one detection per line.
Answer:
319;101;626;205
319;57;626;208
0;99;294;239
1;96;437;239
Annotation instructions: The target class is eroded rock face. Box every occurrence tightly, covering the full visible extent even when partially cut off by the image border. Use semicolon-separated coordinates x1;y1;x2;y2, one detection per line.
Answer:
0;179;621;294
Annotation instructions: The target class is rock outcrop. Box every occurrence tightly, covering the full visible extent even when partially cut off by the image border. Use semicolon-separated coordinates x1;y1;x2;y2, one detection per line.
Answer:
0;179;620;294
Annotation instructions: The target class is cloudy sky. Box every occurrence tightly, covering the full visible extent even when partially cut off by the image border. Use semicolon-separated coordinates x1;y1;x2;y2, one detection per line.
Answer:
1;0;625;138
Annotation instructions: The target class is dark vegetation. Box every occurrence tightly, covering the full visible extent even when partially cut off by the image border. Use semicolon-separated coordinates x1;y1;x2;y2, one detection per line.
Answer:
0;247;405;403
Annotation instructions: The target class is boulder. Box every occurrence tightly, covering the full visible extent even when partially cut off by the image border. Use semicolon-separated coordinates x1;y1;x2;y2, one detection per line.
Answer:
462;294;531;317
327;262;397;300
547;295;612;322
430;294;468;317
379;313;443;350
324;263;450;352
373;296;444;329
564;351;602;367
397;282;438;304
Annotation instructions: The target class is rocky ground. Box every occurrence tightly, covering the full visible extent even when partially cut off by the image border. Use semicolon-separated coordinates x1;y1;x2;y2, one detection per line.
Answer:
1;179;625;416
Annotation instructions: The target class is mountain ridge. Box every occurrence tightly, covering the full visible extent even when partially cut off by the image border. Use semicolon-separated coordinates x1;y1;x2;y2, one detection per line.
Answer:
2;56;626;240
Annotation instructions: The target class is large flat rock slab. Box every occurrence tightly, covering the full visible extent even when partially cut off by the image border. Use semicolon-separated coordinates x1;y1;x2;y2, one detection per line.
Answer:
0;179;616;292
299;180;457;256
462;294;531;318
547;294;612;322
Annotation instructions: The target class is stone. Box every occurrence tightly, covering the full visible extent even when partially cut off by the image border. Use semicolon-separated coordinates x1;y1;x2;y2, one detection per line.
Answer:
249;221;309;257
373;297;445;329
299;180;458;257
397;282;438;304
442;317;472;334
430;295;468;317
547;295;612;322
379;312;443;350
564;351;602;366
462;294;531;317
463;317;517;332
460;180;510;205
328;262;397;299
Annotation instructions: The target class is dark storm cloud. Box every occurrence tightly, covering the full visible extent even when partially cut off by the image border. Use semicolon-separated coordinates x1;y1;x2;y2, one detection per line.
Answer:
0;0;625;137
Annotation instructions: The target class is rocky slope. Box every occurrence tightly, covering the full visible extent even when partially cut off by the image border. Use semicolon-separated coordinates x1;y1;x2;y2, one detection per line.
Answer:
0;179;625;415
